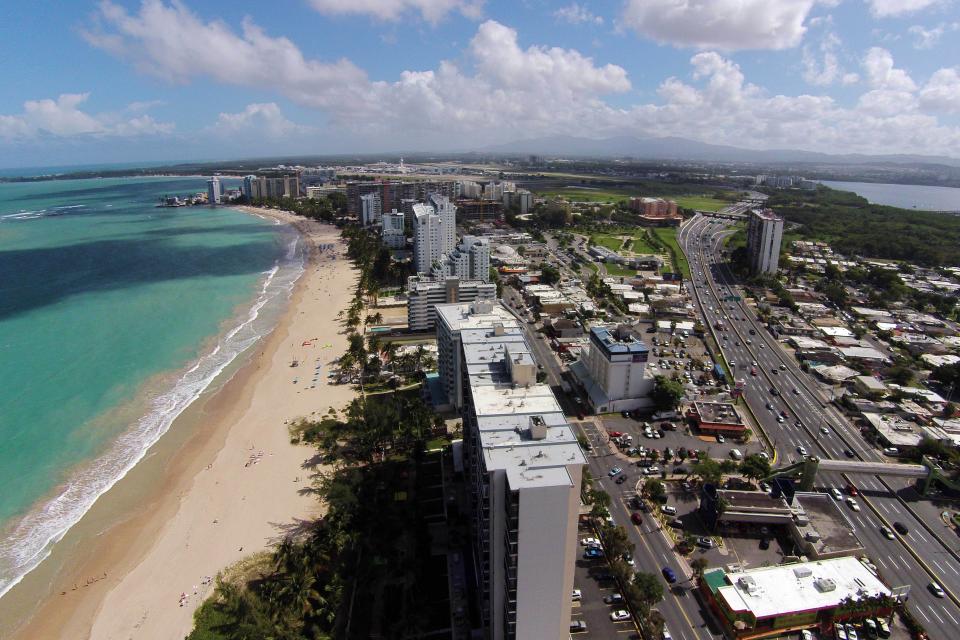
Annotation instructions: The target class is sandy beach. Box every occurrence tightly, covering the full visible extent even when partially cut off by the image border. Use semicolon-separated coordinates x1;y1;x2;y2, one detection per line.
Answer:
10;207;357;639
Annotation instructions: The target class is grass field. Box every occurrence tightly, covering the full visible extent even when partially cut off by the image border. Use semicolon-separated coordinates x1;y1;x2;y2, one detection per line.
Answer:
671;195;728;212
591;232;658;254
541;188;631;202
652;228;691;278
591;234;625;251
604;262;638;277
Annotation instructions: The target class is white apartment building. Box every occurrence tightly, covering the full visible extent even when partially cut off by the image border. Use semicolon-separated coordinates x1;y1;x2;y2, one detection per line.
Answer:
206;176;221;205
433;235;490;282
435;301;585;640
381;209;405;249
747;208;784;275
413;194;456;274
360;192;382;227
571;325;654;413
406;275;496;331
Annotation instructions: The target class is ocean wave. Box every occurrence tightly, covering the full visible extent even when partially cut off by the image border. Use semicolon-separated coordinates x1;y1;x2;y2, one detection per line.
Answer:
0;205;86;222
0;233;305;599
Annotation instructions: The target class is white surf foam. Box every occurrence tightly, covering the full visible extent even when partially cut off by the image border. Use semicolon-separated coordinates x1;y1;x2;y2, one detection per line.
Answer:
0;231;305;599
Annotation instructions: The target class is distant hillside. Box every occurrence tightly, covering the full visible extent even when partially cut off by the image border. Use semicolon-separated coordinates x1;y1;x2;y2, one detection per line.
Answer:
479;135;960;169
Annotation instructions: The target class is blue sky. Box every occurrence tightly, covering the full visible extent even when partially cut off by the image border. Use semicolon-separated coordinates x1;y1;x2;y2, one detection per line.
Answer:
1;0;959;168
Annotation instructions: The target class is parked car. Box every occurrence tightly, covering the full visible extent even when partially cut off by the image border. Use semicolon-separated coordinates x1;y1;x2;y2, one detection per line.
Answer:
697;537;714;548
662;567;677;583
580;537;599;547
883;447;899;456
615;474;628;484
608;466;623;477
846;624;859;640
730;449;743;460
583;547;604;559
570;620;587;633
603;593;624;605
610;610;631;622
669;518;684;529
876;617;891;638
571;589;582;601
661;505;677;515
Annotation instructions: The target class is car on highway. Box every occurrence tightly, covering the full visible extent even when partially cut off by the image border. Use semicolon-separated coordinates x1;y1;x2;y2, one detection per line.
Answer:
603;593;624;605
844;449;855;458
797;446;808;456
631;512;643;525
846;498;861;512
847;484;858;496
793;388;800;395
880;526;895;540
610;610;631;622
893;521;909;535
820;426;829;434
929;582;946;598
777;416;785;423
830;487;842;500
661;567;678;583
608;466;623;477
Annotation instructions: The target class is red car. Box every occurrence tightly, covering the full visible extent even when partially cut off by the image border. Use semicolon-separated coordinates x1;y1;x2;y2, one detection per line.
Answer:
847;484;858;496
631;512;643;525
608;431;624;438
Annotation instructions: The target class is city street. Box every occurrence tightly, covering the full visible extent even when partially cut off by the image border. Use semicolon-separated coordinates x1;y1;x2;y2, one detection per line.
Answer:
679;213;960;638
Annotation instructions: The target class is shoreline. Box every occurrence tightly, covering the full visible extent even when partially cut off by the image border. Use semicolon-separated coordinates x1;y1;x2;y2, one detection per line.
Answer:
6;206;357;639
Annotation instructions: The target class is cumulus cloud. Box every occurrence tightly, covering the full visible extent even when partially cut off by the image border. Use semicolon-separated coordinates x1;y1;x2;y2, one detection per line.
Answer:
306;0;483;23
209;103;310;137
553;3;603;25
908;22;959;48
866;0;941;17
862;47;916;90
81;1;960;157
0;93;173;140
801;32;859;86
919;67;960;113
620;0;819;50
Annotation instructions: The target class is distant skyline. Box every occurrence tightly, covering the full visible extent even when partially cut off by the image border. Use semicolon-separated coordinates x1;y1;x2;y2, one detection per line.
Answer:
1;0;959;168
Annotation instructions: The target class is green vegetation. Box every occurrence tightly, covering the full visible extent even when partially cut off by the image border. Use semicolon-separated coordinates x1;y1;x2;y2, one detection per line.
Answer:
604;262;639;277
671;195;727;212
539;187;631;202
767;186;960;266
650;228;690;278
650;376;684;412
591;233;626;251
190;390;449;640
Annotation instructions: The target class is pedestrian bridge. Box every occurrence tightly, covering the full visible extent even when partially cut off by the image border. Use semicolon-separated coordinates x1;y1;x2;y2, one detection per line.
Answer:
768;455;952;495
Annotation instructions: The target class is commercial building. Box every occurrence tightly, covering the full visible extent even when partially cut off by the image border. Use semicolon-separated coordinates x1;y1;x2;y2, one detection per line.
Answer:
241;174;300;200
206;176;221;205
345;179;458;218
746;209;784;275
687;401;747;437
436;301;585;640
570;325;653;413
434;235;490;282
381;209;406;249
629;197;681;225
360;192;382;227
406;276;496;332
700;557;894;639
502;189;533;215
413;194;457;274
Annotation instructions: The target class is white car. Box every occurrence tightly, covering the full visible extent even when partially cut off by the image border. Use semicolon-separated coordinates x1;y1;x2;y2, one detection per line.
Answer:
830;487;842;501
571;589;582;601
580;537;600;547
610;610;631;622
797;446;807;456
846;498;860;512
662;627;673;640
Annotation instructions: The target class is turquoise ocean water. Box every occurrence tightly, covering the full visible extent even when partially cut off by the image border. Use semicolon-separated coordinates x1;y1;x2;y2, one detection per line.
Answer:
0;177;303;597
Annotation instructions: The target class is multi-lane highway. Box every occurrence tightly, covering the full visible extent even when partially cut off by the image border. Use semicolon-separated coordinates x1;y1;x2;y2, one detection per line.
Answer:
679;213;960;638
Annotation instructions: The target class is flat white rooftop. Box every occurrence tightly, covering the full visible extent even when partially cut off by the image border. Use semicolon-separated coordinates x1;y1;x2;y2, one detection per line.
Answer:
436;301;519;332
716;557;890;620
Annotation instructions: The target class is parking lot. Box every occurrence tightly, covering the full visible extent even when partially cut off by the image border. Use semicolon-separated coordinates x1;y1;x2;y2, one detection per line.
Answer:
571;519;641;638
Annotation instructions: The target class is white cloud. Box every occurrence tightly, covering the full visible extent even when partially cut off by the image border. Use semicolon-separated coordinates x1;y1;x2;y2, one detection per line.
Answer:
553;3;603;25
82;1;960;157
919;67;960;113
862;47;916;90
209;103;309;137
0;93;173;140
908;22;959;48
866;0;941;17
802;32;859;86
620;0;819;50
306;0;483;23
